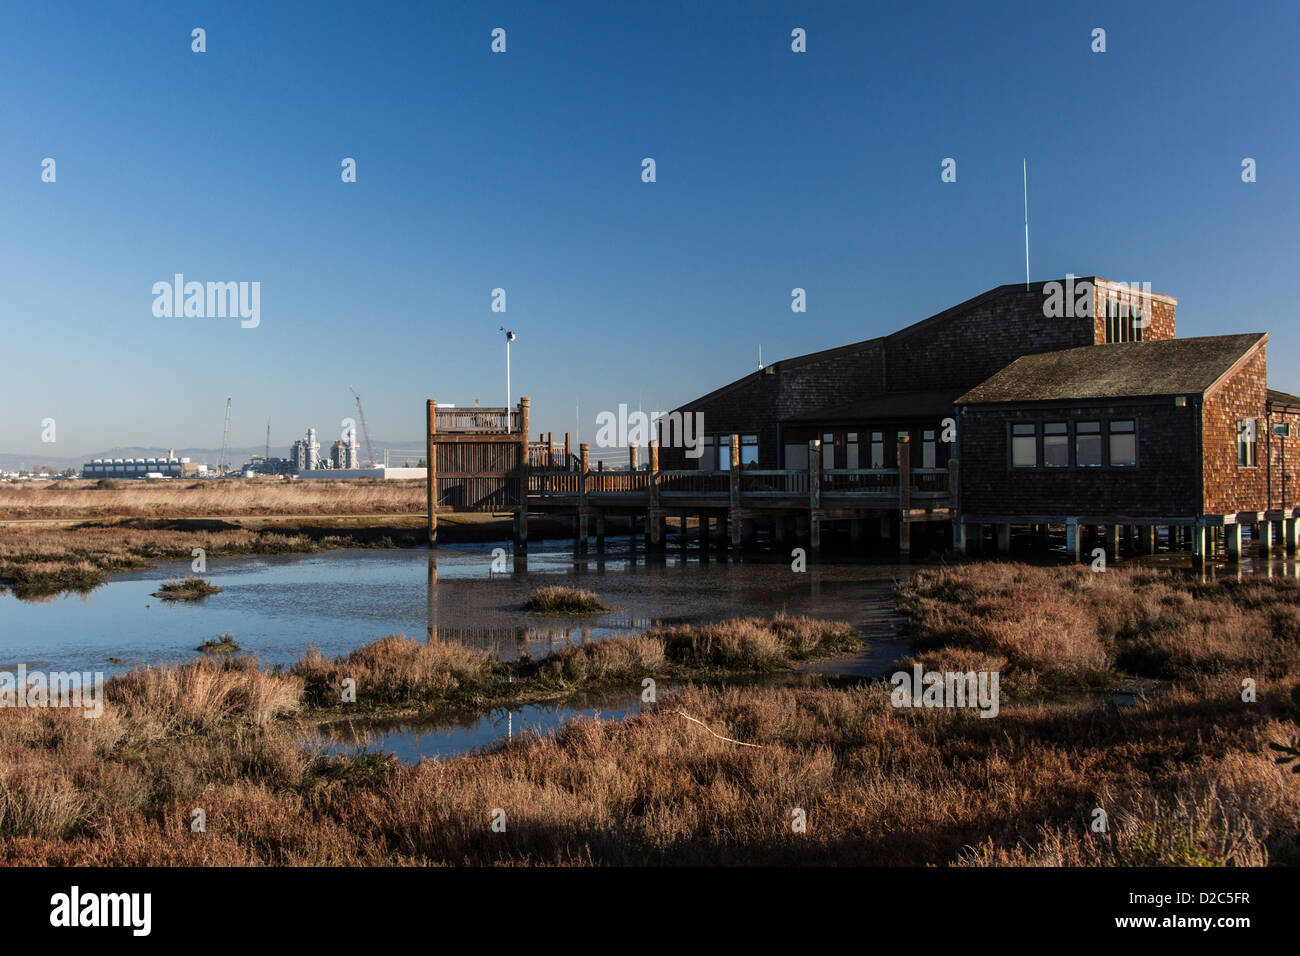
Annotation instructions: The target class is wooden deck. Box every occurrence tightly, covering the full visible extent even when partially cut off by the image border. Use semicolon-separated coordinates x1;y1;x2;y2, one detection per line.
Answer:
426;398;953;554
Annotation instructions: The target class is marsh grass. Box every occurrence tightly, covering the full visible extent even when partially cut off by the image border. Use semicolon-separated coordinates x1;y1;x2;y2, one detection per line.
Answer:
154;576;223;601
0;523;413;599
197;633;242;655
0;478;426;521
896;563;1300;697
523;586;610;614
3;571;1298;866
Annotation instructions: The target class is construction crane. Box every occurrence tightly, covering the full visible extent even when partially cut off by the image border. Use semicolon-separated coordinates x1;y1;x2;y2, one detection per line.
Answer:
264;418;271;461
218;398;232;475
349;386;376;468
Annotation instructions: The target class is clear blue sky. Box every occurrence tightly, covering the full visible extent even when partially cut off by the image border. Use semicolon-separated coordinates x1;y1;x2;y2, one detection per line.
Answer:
3;0;1297;460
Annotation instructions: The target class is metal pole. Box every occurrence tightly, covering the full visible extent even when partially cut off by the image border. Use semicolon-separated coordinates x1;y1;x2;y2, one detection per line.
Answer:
506;339;511;408
1023;158;1030;291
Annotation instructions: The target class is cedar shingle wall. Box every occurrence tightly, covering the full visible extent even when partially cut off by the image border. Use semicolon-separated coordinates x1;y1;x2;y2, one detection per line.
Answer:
662;283;1150;468
1266;406;1300;510
959;401;1200;518
887;288;1095;391
1090;280;1177;343
660;340;887;468
1202;347;1268;514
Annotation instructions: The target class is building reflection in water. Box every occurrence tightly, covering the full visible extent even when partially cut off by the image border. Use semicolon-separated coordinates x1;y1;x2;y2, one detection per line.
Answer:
424;548;652;662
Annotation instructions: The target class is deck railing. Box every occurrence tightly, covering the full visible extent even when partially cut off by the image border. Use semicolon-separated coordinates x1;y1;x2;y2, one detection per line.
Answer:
822;468;899;496
910;467;949;498
526;464;947;502
586;471;650;495
741;469;810;497
528;471;581;496
435;406;520;434
658;470;730;496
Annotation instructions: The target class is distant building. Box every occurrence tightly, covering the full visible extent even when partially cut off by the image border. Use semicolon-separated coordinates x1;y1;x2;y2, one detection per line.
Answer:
81;455;199;479
329;438;359;469
297;466;426;480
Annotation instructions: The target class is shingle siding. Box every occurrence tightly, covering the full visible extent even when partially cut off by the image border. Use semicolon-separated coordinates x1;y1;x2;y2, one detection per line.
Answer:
1202;346;1268;514
958;400;1200;518
662;279;1160;468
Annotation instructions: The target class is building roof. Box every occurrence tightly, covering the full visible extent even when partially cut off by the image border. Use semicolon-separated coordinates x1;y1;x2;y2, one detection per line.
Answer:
788;388;963;424
956;334;1267;405
673;282;1030;411
1267;388;1300;408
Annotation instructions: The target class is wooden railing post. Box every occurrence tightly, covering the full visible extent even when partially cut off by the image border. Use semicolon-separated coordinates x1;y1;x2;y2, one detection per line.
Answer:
809;440;821;550
648;441;662;549
580;443;590;503
729;434;743;548
897;435;911;557
564;432;571;470
729;434;741;508
578;443;590;552
516;397;530;551
897;436;911;512
629;443;639;472
426;399;437;546
808;440;821;509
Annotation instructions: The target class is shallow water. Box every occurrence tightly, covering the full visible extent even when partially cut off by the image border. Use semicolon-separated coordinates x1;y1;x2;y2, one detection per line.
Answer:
310;688;649;764
0;536;908;675
3;533;1293;760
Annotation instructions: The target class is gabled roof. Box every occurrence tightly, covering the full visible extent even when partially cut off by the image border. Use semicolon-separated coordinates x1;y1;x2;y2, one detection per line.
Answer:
675;283;1017;410
788;389;963;424
956;334;1267;405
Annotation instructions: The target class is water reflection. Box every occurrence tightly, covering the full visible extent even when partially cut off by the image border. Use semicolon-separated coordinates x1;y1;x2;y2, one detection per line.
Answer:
310;686;650;763
0;536;895;674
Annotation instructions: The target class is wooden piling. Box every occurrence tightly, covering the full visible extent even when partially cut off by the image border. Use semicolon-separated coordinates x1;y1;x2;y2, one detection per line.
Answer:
426;399;437;546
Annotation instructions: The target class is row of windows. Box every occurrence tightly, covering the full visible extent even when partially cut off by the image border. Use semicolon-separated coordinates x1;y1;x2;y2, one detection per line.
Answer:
783;430;940;471
699;434;758;471
1010;420;1136;469
1103;297;1146;343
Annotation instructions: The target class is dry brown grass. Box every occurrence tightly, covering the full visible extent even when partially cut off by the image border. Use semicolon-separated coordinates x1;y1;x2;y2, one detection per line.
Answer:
0;522;413;599
0;479;426;520
897;563;1300;696
523;585;609;613
2;674;1296;865
2;571;1297;866
292;615;858;711
293;636;504;710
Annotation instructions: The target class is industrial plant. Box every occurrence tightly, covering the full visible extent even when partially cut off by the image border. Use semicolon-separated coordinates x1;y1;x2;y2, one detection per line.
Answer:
81;452;203;479
77;388;425;481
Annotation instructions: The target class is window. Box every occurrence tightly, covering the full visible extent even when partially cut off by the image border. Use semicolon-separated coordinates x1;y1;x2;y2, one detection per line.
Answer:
784;442;808;471
1104;296;1144;343
701;435;716;471
921;429;936;469
870;432;884;469
1042;422;1068;467
1076;421;1102;467
1238;420;1257;467
1109;420;1136;467
822;433;835;470
741;434;758;467
1011;423;1037;468
846;432;859;469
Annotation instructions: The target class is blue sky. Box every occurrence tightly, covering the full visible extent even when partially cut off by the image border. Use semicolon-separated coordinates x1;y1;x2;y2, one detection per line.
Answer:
3;0;1297;461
